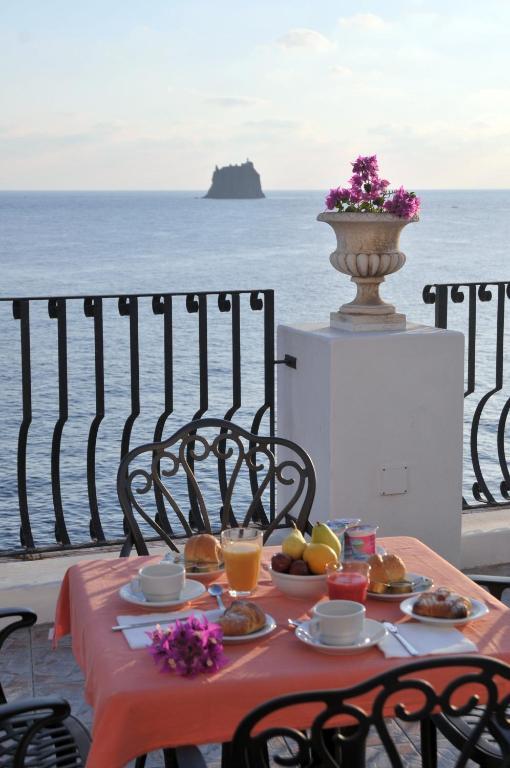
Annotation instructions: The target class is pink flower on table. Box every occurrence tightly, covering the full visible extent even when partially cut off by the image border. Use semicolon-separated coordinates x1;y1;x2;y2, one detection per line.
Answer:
147;615;227;678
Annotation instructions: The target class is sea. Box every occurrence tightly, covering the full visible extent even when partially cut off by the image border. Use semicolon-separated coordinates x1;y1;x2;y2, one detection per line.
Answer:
1;190;510;551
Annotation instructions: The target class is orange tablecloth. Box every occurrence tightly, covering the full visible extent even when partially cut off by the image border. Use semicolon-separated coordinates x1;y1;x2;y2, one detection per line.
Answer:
53;537;510;768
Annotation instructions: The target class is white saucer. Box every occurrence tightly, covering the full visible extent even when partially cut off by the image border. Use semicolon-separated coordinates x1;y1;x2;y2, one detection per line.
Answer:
295;618;387;655
119;579;206;608
368;573;433;601
400;596;488;626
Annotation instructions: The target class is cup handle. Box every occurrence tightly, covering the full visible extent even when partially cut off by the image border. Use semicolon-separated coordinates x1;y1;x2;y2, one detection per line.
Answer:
308;618;321;641
131;577;142;594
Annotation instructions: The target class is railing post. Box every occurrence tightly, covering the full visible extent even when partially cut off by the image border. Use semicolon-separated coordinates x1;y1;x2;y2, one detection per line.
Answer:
84;297;106;542
48;297;70;546
12;299;34;550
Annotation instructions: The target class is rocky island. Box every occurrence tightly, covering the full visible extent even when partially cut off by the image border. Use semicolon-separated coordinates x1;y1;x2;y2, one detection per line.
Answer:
204;160;264;199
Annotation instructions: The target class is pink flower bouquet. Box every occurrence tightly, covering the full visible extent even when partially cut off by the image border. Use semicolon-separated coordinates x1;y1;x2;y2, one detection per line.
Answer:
147;615;227;678
325;155;420;219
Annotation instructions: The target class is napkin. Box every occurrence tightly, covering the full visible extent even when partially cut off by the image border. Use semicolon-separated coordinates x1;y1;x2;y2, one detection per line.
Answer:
379;623;477;658
117;609;222;649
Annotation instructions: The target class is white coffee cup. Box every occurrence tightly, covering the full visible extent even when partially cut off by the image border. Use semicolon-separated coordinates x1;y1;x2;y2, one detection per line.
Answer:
137;562;185;602
310;600;365;646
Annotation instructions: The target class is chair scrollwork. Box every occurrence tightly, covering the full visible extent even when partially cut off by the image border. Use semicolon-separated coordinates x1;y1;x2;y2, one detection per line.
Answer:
229;656;510;768
117;418;316;556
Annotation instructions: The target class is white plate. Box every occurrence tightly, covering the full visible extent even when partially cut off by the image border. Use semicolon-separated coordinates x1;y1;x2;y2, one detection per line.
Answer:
184;565;224;584
368;573;433;601
222;614;277;644
400;596;489;626
295;619;387;655
119;578;206;608
163;553;225;584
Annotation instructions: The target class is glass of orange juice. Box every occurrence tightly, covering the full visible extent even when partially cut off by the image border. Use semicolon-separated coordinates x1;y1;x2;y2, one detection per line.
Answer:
220;527;263;596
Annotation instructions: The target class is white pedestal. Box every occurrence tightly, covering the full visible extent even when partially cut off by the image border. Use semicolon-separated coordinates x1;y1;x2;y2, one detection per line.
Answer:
277;322;465;565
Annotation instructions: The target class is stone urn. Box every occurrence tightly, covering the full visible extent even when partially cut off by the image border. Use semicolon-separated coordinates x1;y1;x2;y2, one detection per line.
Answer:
317;211;417;331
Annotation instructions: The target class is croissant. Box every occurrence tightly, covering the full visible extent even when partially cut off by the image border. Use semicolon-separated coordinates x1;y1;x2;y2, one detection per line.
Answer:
218;600;266;636
413;588;472;619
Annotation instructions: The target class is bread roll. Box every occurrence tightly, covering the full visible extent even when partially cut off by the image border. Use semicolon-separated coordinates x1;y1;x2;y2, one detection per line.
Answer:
184;534;222;565
413;588;472;619
367;553;406;584
218;600;266;636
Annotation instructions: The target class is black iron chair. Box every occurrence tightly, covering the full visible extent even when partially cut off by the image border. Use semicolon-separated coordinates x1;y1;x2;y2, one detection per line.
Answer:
226;655;510;768
0;608;90;767
432;574;510;766
117;417;316;556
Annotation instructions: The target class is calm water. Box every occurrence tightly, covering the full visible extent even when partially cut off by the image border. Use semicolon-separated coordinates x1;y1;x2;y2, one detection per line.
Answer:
1;190;509;549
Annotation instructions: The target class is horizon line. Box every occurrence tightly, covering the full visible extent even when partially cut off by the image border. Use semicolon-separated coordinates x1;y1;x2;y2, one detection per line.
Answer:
1;187;510;193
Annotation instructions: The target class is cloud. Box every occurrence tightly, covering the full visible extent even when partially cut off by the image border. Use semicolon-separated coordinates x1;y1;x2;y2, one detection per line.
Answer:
0;123;121;154
330;65;353;78
277;28;333;52
238;119;301;141
206;96;263;108
338;13;389;31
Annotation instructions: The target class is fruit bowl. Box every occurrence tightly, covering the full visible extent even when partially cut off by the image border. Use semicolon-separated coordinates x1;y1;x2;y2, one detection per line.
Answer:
269;566;328;600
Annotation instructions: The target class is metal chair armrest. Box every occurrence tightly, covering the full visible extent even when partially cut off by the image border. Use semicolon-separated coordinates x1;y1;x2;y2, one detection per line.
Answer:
0;608;37;651
0;608;38;703
0;695;70;723
467;574;510;600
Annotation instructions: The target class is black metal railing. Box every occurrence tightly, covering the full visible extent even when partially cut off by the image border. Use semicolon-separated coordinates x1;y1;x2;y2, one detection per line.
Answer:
423;281;510;510
0;289;275;557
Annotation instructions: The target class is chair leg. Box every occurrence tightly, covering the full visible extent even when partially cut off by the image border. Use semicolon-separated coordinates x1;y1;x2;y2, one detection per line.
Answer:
421;718;438;768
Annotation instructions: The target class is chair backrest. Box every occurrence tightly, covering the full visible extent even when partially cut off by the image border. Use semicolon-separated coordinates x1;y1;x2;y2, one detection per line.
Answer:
230;655;510;768
117;418;316;556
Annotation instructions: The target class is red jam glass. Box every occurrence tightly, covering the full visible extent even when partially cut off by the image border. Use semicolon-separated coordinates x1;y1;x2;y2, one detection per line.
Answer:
326;561;370;604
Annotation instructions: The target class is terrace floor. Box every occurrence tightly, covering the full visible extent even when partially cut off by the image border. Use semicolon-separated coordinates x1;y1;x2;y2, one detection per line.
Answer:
2;575;509;767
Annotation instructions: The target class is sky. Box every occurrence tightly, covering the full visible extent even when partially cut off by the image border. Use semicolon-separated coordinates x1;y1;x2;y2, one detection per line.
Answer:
1;0;510;190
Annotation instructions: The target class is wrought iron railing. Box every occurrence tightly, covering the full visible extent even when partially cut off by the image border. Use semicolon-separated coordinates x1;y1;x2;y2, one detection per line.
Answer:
423;281;510;510
0;290;275;557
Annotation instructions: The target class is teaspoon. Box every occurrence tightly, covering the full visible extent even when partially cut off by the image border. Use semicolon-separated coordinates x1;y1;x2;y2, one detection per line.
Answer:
208;583;225;611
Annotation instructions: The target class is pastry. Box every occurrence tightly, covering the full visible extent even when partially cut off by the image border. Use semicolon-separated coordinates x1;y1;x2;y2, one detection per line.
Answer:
367;553;406;587
218;600;266;636
184;534;222;568
413;588;472;619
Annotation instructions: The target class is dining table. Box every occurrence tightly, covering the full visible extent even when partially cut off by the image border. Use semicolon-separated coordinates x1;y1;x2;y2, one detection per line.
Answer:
53;536;510;768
